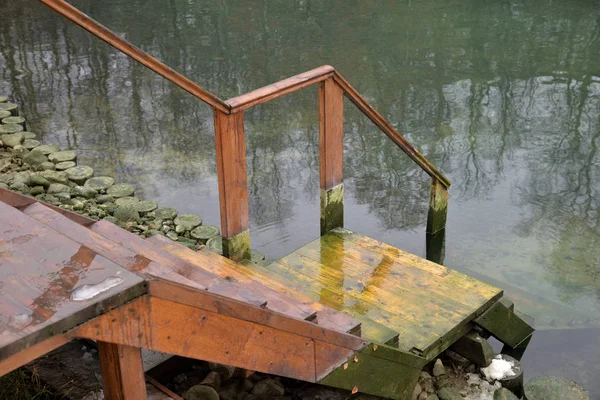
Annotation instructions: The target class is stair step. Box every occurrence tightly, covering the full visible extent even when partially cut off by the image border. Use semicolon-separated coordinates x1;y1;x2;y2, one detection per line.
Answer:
90;222;317;321
20;202;266;307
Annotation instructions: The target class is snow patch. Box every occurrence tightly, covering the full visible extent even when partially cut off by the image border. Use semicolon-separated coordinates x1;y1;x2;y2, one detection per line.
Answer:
481;355;517;381
71;276;124;301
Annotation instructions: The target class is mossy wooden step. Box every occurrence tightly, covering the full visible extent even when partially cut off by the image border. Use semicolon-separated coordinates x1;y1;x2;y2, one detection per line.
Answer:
266;228;502;358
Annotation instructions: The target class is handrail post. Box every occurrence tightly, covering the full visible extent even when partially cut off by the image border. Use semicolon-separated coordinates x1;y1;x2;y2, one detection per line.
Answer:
319;78;345;235
426;177;449;263
214;109;251;261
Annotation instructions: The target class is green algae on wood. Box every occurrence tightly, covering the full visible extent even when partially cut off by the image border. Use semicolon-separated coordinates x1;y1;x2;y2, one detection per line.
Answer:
222;230;251;262
474;298;534;348
426;177;448;235
320;183;344;236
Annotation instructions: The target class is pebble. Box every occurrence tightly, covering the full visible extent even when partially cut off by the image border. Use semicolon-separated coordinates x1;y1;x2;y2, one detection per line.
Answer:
437;387;462;400
22;149;48;167
29;186;45;196
84;176;115;191
66;166;94;185
72;186;98;199
0;123;24;134
524;376;590;400
0;132;24;147
433;359;446;377
155;207;178;220
183;385;219;400
135;200;157;213
30;174;51;188
33;144;60;155
2;116;25;125
106;183;134;198
251;379;284;398
191;225;220;243
22;139;40;149
22;131;37;139
40;170;69;185
38;161;56;171
114;204;140;222
166;231;179;241
493;388;519;400
47;183;71;194
115;196;140;206
96;194;114;204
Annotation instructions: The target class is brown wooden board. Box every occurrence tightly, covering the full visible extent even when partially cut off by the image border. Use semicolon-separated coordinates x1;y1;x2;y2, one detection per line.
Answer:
97;342;147;400
0;201;146;362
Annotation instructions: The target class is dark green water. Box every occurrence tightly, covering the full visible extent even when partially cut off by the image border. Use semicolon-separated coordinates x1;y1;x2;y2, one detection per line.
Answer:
1;0;599;394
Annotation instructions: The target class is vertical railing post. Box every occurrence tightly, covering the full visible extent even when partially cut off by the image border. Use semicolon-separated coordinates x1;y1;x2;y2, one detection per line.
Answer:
426;177;449;264
214;109;251;261
319;78;345;236
97;342;147;400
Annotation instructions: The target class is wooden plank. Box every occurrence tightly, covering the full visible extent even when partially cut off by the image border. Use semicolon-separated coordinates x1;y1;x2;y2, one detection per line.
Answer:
427;177;449;235
213;110;251;261
143;234;318;320
0;202;147;361
0;334;70;376
0;187;95;226
474;299;535;348
97;342;147;400
226;66;334;112
39;0;230;113
319;78;344;190
332;71;450;189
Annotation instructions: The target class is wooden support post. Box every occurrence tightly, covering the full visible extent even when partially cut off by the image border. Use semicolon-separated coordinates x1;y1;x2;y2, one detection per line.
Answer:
426;229;446;265
97;342;147;400
426;177;449;235
214;110;251;261
319;78;344;236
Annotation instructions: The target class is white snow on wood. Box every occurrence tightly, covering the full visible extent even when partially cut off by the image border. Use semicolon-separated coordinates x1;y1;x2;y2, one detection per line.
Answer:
71;276;124;301
481;355;517;381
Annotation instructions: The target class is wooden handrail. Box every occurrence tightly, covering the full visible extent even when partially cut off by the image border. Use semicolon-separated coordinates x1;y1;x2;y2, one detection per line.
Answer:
226;65;335;112
332;72;451;189
39;0;230;114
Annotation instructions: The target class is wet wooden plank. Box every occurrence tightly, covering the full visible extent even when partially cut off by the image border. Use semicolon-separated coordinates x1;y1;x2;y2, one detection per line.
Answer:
0;334;70;376
0;201;146;361
98;342;147;400
319;77;344;190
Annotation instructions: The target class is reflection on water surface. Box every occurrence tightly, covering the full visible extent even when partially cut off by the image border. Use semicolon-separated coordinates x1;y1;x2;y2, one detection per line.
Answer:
1;0;599;394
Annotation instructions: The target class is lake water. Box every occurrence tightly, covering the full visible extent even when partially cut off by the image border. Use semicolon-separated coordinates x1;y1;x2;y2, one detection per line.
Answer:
1;0;599;395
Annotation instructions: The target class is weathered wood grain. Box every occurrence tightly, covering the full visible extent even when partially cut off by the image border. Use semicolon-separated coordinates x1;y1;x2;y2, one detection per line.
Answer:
98;341;147;400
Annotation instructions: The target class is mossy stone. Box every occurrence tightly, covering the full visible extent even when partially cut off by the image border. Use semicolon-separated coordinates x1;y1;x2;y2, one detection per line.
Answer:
206;236;223;255
190;225;220;243
65;166;94;185
34;145;60;155
115;196;139;206
55;161;76;171
135;200;157;213
2;116;25;125
251;250;266;263
30;174;51;188
114;204;140;222
38;162;56;171
0;123;23;134
155;207;177;220
47;183;71;194
524;376;590;400
29;186;45;196
0;102;17;114
22;139;40;150
84;176;115;191
96;194;114;204
107;183;134;198
22;132;36;139
0;110;10;119
39;170;69;185
72;186;98;199
1;132;24;147
48;150;77;163
22;150;48;167
174;214;203;231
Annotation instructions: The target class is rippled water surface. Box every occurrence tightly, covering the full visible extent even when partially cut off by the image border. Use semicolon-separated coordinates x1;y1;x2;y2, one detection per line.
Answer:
1;0;599;394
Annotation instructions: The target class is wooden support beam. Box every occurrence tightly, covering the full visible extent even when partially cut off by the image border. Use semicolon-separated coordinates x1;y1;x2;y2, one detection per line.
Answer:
97;342;147;400
426;229;445;265
426;177;449;235
319;78;345;236
214;110;251;261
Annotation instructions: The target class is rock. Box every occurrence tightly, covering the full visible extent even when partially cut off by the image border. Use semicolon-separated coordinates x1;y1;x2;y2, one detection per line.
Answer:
115;196;140;206
54;192;71;202
114;204;140;222
39;161;56;171
445;350;471;368
146;229;161;237
10;182;29;193
251;379;284;398
11;172;31;186
47;183;71;195
22;139;40;149
22;131;37;139
72;186;98;199
251;250;265;263
175;224;187;234
103;216;119;224
65;166;94;185
55;161;76;171
48;150;77;163
412;383;423;400
432;359;446;377
200;371;222;391
218;384;238;400
84;176;115;191
450;330;495;367
29;186;45;196
155;207;177;220
106;183;134;198
135;200;157;213
427;395;439;400
40;170;69;185
436;387;462;400
11;145;29;159
524;376;590;400
1;132;25;148
493;388;519;400
96;194;114;204
435;375;451;389
174;213;203;231
206;236;223;255
0;124;24;134
30;174;51;188
22;149;48;167
419;371;435;394
34;145;60;155
184;385;219;400
418;392;429;400
208;363;236;382
166;231;179;241
2;116;26;126
191;225;220;243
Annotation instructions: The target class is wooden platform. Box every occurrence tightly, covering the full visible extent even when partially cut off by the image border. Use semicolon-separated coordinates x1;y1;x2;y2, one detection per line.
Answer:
0;189;534;399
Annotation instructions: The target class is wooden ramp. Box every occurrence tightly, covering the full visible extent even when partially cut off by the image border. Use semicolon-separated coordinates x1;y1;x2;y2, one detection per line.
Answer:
0;189;534;399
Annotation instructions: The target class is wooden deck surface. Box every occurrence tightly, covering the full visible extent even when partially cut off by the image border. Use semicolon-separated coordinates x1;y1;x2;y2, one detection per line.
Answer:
244;228;503;357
